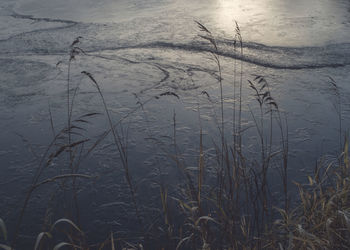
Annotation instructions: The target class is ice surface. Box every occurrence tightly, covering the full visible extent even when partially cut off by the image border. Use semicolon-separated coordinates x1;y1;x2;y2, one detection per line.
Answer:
1;0;350;246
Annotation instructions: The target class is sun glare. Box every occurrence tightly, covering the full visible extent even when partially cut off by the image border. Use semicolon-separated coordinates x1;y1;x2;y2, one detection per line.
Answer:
216;0;238;30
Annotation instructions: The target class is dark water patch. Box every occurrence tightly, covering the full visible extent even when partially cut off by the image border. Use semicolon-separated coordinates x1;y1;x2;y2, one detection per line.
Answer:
10;9;77;25
3;33;350;71
91;41;350;70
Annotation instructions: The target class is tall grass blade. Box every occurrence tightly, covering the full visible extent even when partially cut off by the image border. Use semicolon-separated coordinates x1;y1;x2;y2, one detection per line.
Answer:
0;244;11;250
51;218;82;233
0;218;7;241
198;128;204;206
176;234;193;250
345;136;349;168
34;232;52;250
111;232;115;250
53;242;77;250
82;71;143;227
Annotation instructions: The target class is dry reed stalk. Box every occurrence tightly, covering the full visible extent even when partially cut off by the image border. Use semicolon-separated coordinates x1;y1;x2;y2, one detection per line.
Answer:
81;71;143;228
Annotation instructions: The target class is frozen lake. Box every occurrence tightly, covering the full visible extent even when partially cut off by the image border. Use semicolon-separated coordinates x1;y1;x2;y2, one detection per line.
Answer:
1;0;350;247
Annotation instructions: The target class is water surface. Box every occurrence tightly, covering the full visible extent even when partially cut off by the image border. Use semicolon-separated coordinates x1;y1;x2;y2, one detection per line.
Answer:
1;0;350;247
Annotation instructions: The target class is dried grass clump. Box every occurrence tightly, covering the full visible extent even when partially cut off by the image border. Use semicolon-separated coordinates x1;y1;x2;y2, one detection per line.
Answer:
270;140;350;250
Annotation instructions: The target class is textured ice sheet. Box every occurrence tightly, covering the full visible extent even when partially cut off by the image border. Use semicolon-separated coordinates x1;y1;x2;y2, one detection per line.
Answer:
1;0;350;247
